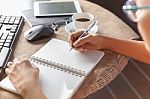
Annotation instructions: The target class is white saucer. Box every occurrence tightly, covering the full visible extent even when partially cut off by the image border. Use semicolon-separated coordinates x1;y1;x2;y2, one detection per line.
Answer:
65;22;98;33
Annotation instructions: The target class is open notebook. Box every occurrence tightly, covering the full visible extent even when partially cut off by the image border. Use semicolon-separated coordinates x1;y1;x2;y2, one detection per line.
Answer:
0;38;104;99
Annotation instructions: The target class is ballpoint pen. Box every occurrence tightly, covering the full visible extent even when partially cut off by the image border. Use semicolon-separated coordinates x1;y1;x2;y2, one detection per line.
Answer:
69;18;98;51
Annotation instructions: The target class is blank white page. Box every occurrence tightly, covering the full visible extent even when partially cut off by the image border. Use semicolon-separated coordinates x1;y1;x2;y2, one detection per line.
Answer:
33;62;85;99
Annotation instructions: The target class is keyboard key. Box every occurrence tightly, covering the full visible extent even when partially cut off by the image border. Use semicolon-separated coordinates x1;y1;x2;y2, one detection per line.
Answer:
9;21;14;25
14;19;20;25
11;25;18;30
6;25;12;30
0;47;10;68
4;19;9;24
10;29;17;33
8;33;14;36
4;43;10;47
10;25;18;33
0;40;5;43
0;42;4;46
7;35;13;40
9;17;15;25
1;33;8;40
5;39;11;43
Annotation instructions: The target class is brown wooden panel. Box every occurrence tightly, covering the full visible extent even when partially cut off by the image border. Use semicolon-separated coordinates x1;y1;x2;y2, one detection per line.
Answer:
108;75;139;99
123;60;150;99
88;86;113;99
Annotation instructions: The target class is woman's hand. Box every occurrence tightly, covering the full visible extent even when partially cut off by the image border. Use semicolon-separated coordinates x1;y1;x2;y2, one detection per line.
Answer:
5;58;47;99
68;30;106;51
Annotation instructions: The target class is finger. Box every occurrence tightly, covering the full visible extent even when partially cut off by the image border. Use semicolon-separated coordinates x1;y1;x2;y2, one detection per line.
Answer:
7;62;14;68
7;62;14;71
73;33;92;47
68;30;84;47
5;68;10;75
68;32;79;46
75;43;89;51
75;47;87;52
75;42;99;51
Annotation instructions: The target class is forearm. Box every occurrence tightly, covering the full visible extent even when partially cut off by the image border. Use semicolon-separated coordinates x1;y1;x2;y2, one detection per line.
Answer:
102;35;150;64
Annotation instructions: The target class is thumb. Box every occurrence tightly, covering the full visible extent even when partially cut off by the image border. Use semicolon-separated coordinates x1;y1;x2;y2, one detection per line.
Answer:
73;34;92;47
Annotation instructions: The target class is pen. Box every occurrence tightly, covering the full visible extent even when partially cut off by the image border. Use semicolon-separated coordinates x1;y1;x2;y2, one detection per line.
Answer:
69;18;98;51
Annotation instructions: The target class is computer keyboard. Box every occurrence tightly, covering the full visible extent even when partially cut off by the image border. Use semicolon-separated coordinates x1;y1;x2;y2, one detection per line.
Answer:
0;15;24;69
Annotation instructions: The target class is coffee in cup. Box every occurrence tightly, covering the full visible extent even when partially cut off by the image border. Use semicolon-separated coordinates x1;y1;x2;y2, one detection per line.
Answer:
72;13;94;30
75;18;90;22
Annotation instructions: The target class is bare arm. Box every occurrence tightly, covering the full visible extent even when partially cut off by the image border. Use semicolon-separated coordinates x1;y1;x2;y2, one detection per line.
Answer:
102;36;150;64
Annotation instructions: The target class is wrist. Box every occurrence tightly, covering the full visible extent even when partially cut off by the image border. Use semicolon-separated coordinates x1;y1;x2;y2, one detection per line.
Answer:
20;84;47;99
98;35;111;50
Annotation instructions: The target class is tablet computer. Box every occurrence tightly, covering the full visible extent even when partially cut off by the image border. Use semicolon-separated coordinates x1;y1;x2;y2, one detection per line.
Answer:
34;0;82;17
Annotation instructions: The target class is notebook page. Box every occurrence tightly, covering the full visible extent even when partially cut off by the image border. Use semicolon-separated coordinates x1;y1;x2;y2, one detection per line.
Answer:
32;62;85;99
31;38;104;75
0;77;16;93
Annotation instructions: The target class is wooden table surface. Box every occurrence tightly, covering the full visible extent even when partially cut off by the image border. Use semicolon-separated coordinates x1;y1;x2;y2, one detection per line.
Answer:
0;0;139;99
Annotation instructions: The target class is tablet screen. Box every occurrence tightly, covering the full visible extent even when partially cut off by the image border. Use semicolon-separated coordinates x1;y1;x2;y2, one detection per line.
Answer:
34;1;82;16
39;2;77;14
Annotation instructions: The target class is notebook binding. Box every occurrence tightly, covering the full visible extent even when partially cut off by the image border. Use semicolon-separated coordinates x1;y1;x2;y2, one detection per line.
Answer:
30;56;86;77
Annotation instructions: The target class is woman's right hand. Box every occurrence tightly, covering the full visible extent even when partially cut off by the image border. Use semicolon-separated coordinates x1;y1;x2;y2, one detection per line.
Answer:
68;30;106;51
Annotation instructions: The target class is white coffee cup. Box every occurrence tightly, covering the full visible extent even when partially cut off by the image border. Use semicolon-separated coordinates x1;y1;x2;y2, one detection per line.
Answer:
72;13;94;30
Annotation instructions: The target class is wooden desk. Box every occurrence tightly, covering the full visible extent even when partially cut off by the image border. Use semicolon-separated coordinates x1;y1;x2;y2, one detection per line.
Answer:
0;0;139;99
